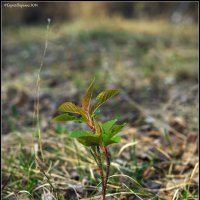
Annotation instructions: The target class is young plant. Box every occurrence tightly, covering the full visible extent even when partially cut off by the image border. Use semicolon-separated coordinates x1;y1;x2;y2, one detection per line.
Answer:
52;79;126;199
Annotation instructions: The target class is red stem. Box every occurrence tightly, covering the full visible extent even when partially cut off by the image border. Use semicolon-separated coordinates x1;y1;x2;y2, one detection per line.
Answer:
87;116;106;199
102;146;111;198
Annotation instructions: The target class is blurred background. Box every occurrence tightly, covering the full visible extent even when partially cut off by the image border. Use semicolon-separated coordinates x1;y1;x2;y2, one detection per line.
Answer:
2;2;198;200
2;2;198;25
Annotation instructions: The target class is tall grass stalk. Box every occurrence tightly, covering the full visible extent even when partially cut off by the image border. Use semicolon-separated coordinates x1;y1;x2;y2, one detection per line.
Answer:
32;18;51;161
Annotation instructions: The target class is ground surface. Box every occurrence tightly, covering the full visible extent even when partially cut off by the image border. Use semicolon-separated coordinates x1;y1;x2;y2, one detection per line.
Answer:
2;18;198;200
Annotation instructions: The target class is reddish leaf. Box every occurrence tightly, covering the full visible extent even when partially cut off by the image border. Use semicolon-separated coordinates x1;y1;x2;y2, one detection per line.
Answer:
90;89;119;115
82;79;95;112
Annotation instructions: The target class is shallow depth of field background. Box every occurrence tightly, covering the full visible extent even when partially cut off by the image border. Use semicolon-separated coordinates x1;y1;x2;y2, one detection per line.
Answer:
2;2;198;200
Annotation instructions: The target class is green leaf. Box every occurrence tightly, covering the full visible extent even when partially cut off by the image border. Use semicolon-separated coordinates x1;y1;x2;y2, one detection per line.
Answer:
110;123;126;137
51;114;87;123
92;108;101;118
58;102;87;118
90;89;120;114
102;119;118;133
70;130;95;138
102;134;121;146
111;135;121;143
100;120;124;146
93;119;101;134
77;138;99;147
82;79;95;112
70;130;101;146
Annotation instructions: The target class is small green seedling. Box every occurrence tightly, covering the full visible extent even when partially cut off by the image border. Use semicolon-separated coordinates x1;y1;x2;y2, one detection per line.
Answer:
52;79;126;199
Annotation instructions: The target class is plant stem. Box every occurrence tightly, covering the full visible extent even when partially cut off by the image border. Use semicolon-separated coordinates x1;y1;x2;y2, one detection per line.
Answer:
103;146;111;199
92;147;105;199
88;118;106;200
97;149;106;200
